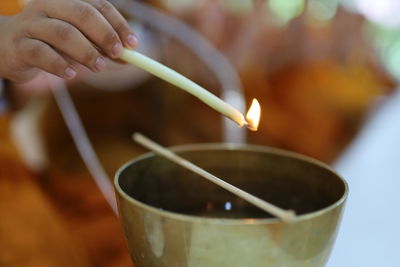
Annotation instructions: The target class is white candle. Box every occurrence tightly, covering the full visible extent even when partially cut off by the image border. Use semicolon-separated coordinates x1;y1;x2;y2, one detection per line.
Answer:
120;49;246;127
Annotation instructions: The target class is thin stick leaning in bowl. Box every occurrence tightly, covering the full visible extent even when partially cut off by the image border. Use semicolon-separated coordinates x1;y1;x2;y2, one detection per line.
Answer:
132;133;296;223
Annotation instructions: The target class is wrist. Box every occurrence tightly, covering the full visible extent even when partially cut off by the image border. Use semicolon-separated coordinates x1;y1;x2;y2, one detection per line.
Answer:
0;16;11;80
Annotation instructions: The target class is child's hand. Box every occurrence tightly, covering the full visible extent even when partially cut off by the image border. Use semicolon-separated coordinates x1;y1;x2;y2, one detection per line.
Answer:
0;0;137;83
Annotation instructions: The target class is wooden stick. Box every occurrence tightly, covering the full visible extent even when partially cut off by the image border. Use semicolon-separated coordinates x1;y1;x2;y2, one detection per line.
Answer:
133;133;296;223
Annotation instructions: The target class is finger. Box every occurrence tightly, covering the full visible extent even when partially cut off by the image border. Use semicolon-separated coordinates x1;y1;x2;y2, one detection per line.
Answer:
27;18;106;72
44;0;124;59
84;0;138;49
19;38;77;80
58;51;89;79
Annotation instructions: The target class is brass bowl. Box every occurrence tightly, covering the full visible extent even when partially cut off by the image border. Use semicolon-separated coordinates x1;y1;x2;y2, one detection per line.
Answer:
115;144;348;267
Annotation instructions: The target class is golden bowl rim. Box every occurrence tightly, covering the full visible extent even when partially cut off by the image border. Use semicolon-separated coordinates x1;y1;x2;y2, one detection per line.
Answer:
114;143;348;225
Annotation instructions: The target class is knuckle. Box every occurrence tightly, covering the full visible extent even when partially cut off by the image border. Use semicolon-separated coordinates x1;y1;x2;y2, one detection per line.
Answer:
4;54;22;75
27;42;45;59
50;57;66;73
104;31;119;47
27;0;46;13
75;3;96;22
96;1;113;14
25;27;35;39
82;49;98;65
30;0;44;7
54;23;73;41
114;21;128;34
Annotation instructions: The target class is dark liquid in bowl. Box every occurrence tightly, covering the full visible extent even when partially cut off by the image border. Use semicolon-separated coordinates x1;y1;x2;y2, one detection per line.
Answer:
185;204;271;219
119;150;345;219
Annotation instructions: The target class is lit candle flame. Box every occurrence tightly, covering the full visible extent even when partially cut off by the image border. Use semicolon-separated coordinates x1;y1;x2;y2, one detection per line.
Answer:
245;99;261;131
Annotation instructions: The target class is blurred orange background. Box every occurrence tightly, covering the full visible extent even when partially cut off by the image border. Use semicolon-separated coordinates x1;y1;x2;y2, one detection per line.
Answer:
1;0;399;266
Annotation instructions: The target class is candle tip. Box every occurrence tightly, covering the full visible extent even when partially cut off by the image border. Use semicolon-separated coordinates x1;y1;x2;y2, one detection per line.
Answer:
245;99;261;131
245;121;258;131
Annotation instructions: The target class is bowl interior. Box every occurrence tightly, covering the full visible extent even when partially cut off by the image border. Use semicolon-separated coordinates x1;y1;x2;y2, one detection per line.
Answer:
117;145;346;219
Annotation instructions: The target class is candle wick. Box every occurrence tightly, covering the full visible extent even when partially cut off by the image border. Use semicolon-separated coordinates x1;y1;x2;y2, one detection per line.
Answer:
244;119;258;131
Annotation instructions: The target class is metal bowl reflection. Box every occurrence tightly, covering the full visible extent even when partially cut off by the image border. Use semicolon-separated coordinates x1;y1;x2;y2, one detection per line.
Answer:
115;144;347;267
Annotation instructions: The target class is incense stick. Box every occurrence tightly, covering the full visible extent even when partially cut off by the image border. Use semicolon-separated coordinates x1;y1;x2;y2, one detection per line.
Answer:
133;133;296;223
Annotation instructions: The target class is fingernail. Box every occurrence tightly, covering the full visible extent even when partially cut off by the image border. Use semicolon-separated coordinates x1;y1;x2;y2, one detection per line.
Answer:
127;34;138;48
112;42;123;58
64;67;76;79
95;57;106;72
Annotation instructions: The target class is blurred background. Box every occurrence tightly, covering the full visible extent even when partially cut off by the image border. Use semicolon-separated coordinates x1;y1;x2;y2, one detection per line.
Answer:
1;0;400;266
